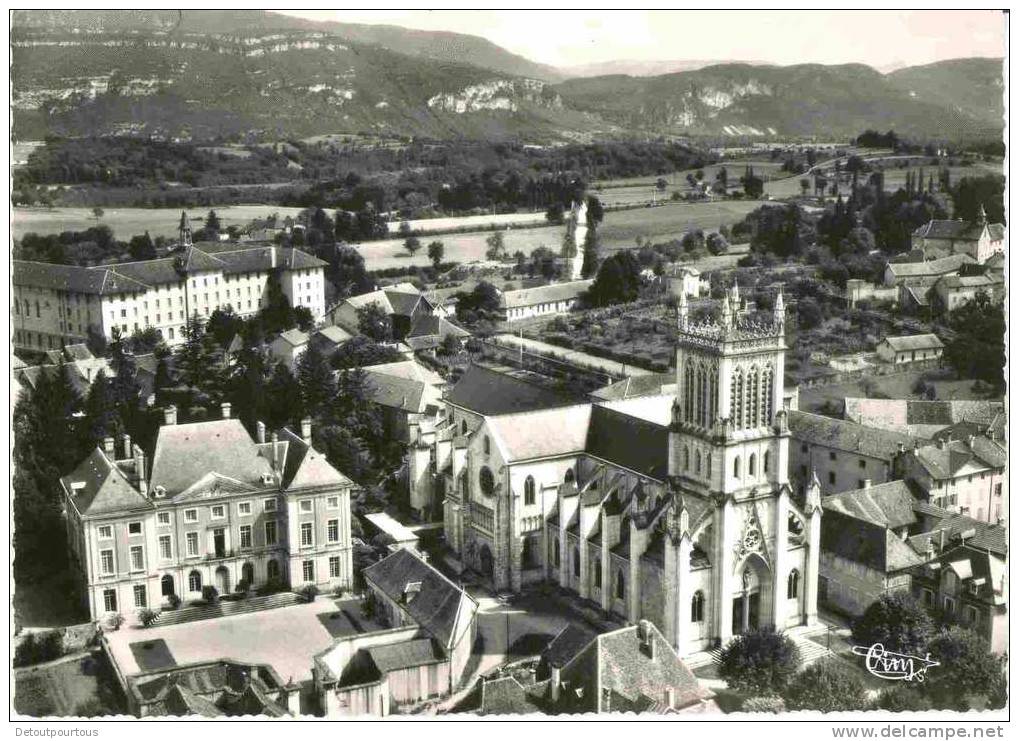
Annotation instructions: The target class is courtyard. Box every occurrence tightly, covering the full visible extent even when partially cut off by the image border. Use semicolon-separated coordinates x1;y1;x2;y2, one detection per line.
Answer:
104;597;386;685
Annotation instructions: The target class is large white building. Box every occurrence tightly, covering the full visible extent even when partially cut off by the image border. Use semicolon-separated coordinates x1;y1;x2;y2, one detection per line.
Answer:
13;234;326;351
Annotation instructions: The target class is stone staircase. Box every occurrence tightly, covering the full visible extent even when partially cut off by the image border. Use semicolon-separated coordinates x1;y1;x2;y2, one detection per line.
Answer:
686;627;832;671
151;592;302;628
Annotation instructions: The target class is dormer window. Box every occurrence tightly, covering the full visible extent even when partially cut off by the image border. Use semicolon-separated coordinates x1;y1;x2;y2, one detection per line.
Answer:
154;485;166;498
261;473;275;485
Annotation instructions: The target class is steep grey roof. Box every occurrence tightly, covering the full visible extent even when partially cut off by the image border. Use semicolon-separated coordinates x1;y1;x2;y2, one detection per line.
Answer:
367;639;445;674
363;548;477;650
14;245;324;297
585;405;670;481
148;419;279;497
61;448;153;517
788;410;917;460
886;254;974;278
881;334;944;352
446;365;580;415
823;480;920;529
500;280;593;309
910;436;1006;479
591;373;675;401
487;404;593;462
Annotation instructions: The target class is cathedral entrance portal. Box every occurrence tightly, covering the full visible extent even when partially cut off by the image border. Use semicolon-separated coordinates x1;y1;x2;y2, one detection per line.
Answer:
732;554;770;634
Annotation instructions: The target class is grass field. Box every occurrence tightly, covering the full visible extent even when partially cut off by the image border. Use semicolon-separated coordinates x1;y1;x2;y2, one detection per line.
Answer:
12;205;310;241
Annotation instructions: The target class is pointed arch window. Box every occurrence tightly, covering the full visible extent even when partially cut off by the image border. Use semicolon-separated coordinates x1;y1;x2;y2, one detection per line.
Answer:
749;453;757;477
483;436;490;455
706;453;712;477
524;476;536;505
615;570;625;600
594;559;602;588
787;569;800;599
733;456;741;479
691;590;705;622
731;370;745;429
564;468;575;485
749;366;760;427
762;367;774;426
461;420;468;435
573;547;581;577
695;450;702;475
764;450;771;474
684;364;695;423
683;446;691;471
696;366;706;427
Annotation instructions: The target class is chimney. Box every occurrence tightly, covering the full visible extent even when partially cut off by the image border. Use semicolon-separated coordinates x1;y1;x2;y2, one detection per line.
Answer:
221;402;232;419
967;435;975;449
862;479;871;490
256;421;267;444
163;405;177;426
121;433;132;460
550;665;561;704
666;687;676;709
271;432;279;471
102;437;115;457
270;245;277;269
301;418;312;445
133;444;147;496
638;619;656;660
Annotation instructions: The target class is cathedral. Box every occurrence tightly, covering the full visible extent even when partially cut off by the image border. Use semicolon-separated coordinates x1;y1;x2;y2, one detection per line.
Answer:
429;285;822;656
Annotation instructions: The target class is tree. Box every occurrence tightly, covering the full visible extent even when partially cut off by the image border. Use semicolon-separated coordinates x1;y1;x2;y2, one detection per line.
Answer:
455;281;501;321
851;592;936;658
922;628;1005;710
656;177;668;192
943;292;1005;391
585;195;604;227
706;232;729;255
585;251;642;308
330;336;403;370
545;202;565;225
427;240;445;270
356;301;393;343
206;307;245;349
204;209;222;236
128;231;157;261
783;660;870;712
92;206;104;222
258;270;298;336
799;178;811;196
741;166;764;199
485;230;507;261
328;244;374;298
717;628;800;696
295;345;337;420
404;235;422;255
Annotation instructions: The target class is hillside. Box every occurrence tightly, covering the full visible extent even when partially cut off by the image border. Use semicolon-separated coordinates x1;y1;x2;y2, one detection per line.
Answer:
11;27;594;142
9;11;1005;142
11;9;563;82
553;62;1003;139
886;57;1004;131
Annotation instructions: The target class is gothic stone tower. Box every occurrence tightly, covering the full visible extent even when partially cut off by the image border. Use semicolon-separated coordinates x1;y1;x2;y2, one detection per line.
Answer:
664;285;821;653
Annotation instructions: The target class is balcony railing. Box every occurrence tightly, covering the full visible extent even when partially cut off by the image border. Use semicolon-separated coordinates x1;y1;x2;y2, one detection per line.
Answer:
470;502;495;533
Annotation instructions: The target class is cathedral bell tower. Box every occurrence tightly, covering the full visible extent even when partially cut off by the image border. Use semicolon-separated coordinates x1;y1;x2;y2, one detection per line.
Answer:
664;283;814;652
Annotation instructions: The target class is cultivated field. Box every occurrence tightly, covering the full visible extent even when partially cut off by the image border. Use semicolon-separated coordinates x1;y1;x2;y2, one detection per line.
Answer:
360;201;764;270
12;205;310;241
13;199;765;271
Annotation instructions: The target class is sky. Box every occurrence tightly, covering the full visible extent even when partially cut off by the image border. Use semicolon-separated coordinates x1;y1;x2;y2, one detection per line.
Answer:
278;10;1006;71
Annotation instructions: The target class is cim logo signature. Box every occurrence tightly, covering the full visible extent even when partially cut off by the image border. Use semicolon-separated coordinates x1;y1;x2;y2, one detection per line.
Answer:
851;643;940;682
